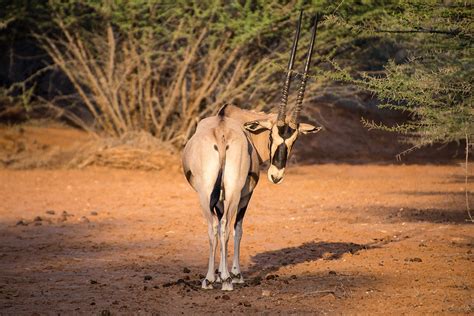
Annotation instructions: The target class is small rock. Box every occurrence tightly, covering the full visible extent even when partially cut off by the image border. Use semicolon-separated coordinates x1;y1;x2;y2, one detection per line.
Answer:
90;302;96;306
45;210;55;215
222;294;230;300
183;275;190;280
153;285;160;289
79;216;90;223
34;216;42;222
144;275;153;281
328;270;337;275
405;257;422;262
243;302;252;307
16;220;28;226
262;290;271;297
250;276;262;286
90;211;98;216
100;310;111;316
265;274;276;280
183;267;191;273
143;286;147;291
90;280;98;284
290;275;297;280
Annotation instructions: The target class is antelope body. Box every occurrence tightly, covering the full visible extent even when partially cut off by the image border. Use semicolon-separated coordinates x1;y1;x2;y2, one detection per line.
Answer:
182;11;322;291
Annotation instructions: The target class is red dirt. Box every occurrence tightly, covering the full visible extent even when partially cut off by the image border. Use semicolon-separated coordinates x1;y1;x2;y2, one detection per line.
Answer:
0;162;473;314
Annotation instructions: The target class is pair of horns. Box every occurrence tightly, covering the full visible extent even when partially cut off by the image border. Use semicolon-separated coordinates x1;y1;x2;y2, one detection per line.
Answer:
277;10;320;127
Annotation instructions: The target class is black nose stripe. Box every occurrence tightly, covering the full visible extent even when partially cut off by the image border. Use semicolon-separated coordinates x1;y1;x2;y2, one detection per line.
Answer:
272;143;288;169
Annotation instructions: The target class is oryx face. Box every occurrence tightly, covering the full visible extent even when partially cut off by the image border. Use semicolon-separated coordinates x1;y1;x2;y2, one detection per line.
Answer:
244;120;321;184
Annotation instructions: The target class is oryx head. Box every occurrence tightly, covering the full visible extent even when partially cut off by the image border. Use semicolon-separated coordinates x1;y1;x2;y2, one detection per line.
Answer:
244;11;322;184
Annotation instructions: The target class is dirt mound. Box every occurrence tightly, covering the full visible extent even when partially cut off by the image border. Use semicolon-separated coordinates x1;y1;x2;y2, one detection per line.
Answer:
0;123;179;171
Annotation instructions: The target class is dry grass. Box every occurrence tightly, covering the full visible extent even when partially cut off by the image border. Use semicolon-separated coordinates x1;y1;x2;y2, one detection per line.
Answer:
0;124;179;171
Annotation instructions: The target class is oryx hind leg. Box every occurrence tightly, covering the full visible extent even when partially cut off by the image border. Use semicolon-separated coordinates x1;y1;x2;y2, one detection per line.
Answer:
218;193;240;291
231;193;252;284
198;191;219;290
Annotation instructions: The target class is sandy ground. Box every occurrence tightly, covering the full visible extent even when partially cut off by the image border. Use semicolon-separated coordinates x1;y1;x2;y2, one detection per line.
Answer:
0;163;472;315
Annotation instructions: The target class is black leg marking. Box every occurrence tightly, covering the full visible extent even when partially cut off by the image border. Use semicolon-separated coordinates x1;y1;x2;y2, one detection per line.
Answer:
185;170;193;185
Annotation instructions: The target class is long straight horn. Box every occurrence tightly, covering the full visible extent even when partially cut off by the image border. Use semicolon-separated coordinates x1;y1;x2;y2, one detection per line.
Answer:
289;13;320;127
277;10;303;126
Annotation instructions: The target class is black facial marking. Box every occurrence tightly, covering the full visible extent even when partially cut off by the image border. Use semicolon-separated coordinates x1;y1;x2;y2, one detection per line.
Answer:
277;124;296;139
213;144;218;151
272;143;288;169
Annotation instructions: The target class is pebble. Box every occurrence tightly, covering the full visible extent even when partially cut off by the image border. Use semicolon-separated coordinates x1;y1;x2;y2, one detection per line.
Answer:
144;275;153;281
328;270;337;275
79;216;90;223
90;211;98;216
222;294;230;300
262;290;271;297
183;267;191;273
45;210;55;215
90;280;98;284
16;220;28;226
34;216;42;222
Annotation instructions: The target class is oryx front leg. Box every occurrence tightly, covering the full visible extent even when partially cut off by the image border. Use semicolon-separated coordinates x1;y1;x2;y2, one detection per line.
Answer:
231;194;252;284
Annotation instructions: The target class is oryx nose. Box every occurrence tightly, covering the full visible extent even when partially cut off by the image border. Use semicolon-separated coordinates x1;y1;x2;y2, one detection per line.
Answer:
271;175;281;184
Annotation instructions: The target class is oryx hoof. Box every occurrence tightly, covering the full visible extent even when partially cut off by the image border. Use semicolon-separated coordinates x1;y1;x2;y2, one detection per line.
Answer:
221;277;233;291
201;278;214;290
231;272;244;284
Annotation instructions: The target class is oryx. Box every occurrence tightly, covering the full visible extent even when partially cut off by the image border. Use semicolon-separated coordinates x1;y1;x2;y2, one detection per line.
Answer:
182;11;322;291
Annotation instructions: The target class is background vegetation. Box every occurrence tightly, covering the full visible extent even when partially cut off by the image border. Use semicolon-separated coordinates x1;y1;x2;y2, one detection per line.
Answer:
0;0;472;152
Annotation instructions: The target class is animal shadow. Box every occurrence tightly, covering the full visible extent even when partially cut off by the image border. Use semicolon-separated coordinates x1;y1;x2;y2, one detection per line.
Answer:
246;241;377;278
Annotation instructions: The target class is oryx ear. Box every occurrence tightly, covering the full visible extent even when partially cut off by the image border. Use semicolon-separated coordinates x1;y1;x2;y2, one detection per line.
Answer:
244;120;273;133
298;123;322;134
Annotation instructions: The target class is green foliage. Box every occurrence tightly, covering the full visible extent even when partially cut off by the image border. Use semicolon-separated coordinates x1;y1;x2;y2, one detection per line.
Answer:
324;0;473;153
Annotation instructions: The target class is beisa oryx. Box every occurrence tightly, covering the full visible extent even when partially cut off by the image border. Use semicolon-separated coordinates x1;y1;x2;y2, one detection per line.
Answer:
182;11;322;291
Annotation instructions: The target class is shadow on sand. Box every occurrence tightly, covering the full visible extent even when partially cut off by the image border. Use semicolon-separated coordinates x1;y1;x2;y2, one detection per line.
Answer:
245;240;386;278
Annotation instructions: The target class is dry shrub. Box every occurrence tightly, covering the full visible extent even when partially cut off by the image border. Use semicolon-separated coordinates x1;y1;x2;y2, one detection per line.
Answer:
0;125;179;171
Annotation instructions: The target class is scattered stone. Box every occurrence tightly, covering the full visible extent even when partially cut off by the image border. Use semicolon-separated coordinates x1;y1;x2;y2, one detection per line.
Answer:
222;294;230;300
290;275;297;280
45;210;55;215
144;275;153;281
34;216;42;222
90;211;98;216
153;285;160;289
112;300;119;305
265;274;276;280
243;302;252;307
143;286;148;291
79;216;90;223
100;310;111;316
328;270;337;275
283;279;289;284
90;302;96;306
262;290;271;297
198;274;205;279
183;267;191;273
249;276;262;286
184;275;190;280
90;280;98;284
405;257;422;263
16;220;28;226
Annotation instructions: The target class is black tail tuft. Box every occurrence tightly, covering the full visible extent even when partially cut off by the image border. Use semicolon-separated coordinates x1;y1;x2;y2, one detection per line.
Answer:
209;169;223;220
